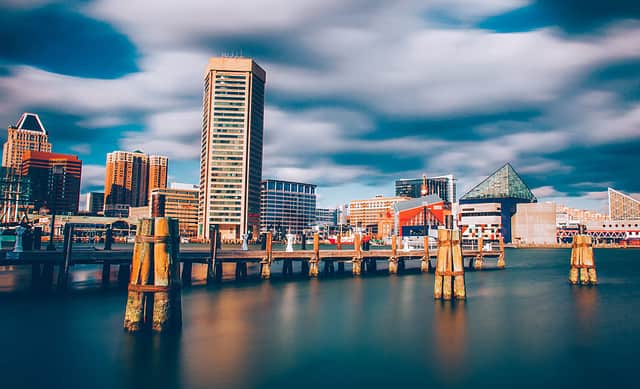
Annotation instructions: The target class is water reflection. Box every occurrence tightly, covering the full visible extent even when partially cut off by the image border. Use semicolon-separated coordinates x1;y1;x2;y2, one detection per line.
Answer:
120;334;182;389
432;301;467;379
571;286;599;339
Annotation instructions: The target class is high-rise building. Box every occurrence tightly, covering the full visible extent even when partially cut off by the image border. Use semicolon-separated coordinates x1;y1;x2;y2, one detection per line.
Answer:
395;174;456;204
608;188;640;220
199;57;266;240
260;179;316;235
150;187;200;239
83;192;105;215
2;113;52;170
104;150;168;217
149;155;168;193
459;163;536;243
0;167;31;223
22;151;82;214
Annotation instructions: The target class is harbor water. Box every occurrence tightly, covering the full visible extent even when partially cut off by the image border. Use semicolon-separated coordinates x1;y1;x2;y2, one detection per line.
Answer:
0;248;638;388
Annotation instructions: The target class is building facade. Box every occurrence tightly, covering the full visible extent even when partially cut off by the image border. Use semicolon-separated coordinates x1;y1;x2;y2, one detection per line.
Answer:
199;57;266;240
459;163;536;243
2;113;52;170
148;155;168;193
349;196;409;229
512;202;557;245
395;175;456;204
83;192;105;215
0;167;31;223
104;151;168;217
393;194;450;238
315;208;338;227
150;187;199;238
260;179;316;235
22;151;82;214
608;188;640;220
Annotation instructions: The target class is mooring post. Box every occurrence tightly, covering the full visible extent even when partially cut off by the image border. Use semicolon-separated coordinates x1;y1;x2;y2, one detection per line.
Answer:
452;228;466;299
152;217;182;332
309;233;319;277
389;235;398;274
261;232;273;279
421;235;430;273
497;236;506;269
124;219;154;332
434;215;465;300
352;233;362;276
207;225;219;284
337;233;342;250
569;225;597;285
301;233;307;250
57;224;74;290
474;237;484;270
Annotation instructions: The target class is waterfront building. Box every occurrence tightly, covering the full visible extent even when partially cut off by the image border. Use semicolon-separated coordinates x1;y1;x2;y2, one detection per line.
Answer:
458;202;503;240
608;188;640;220
315;208;338;227
395;174;456;204
2;113;52;170
148;155;168;193
392;194;450;238
151;186;199;238
556;205;608;226
459;163;536;243
349;196;409;230
199;57;266;240
260;179;316;235
104;151;168;217
22;151;82;214
82;192;105;215
0;167;31;223
512;202;557;245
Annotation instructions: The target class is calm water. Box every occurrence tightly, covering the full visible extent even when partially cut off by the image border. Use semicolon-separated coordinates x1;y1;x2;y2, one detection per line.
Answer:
0;248;638;389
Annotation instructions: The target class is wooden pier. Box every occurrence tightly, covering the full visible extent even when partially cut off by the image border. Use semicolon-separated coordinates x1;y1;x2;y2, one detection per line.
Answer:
0;231;504;291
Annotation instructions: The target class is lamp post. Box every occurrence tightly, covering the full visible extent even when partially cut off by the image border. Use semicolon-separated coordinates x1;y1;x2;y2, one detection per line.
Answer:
39;204;57;251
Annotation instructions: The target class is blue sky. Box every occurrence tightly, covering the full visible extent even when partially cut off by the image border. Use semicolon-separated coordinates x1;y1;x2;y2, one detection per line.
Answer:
0;0;639;211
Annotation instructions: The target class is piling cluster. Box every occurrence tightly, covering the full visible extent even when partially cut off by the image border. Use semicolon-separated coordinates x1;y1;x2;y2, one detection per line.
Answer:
569;233;597;285
434;219;466;300
123;217;182;333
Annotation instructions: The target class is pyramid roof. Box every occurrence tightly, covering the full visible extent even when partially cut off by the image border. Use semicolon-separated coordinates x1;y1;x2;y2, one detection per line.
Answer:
460;163;536;202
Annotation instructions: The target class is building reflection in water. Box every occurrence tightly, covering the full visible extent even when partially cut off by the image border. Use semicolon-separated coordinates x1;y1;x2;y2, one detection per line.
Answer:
120;333;182;389
432;301;467;379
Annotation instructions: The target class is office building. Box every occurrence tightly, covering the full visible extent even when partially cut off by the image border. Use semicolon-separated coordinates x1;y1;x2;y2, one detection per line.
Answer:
150;187;199;238
459;163;537;243
608;188;640;220
349;195;409;229
149;155;168;193
199;57;266;240
83;192;105;215
22;151;82;214
315;208;338;227
2;113;52;170
395;174;456;204
260;179;316;235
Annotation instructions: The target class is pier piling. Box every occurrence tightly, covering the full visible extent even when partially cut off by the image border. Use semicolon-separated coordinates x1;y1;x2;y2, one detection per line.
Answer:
569;227;597;285
352;234;362;276
497;236;505;269
434;216;466;301
151;217;182;332
420;235;431;273
389;235;398;275
207;225;219;284
57;224;74;290
309;233;319;277
474;237;484;270
124;219;154;332
261;232;273;279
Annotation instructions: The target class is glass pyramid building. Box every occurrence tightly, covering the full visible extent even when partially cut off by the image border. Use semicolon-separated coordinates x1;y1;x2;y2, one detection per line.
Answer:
608;188;640;220
460;163;536;202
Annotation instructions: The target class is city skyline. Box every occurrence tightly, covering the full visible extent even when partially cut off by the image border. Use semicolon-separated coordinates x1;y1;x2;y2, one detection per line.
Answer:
1;1;639;212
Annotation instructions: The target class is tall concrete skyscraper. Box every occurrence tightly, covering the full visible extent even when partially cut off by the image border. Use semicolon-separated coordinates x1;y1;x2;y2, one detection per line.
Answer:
199;57;266;240
2;113;52;170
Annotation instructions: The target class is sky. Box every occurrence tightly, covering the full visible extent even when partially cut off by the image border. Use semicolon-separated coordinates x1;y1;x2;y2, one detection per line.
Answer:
0;0;639;211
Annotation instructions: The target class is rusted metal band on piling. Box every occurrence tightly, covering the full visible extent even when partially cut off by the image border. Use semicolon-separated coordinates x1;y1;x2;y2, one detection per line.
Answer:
135;236;173;243
128;284;180;293
435;270;465;277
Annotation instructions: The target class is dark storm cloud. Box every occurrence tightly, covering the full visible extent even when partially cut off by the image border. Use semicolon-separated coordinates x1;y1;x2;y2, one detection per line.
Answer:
477;0;640;33
0;4;138;78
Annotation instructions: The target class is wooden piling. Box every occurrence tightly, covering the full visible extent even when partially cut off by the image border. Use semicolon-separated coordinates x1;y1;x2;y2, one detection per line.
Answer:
152;217;182;332
124;219;154;332
57;224;74;290
569;234;597;285
181;259;193;287
261;232;272;279
474;237;483;270
101;263;111;287
420;235;430;273
389;235;398;275
434;226;466;301
352;234;362;276
452;229;466;300
337;233;342;250
309;233;319;277
207;225;219;284
497;236;505;269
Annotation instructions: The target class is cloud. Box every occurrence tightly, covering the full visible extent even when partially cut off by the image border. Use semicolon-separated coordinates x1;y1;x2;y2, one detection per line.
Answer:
532;185;566;198
81;164;105;191
70;143;91;155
